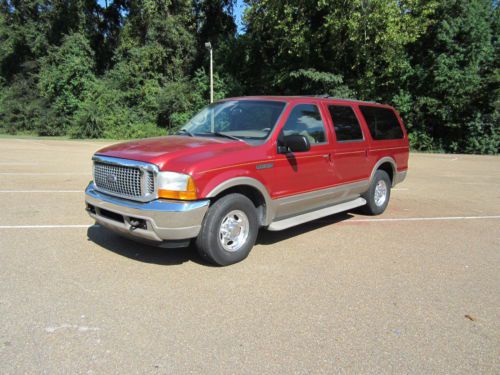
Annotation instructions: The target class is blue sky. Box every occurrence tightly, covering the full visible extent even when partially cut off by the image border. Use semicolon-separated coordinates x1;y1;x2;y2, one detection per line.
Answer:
234;0;247;34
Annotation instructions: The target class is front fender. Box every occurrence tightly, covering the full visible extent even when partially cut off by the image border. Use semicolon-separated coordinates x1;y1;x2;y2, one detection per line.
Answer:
201;172;275;226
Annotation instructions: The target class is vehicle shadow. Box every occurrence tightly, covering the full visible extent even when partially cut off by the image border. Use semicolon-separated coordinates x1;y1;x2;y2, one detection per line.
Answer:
87;210;360;265
86;225;209;266
257;211;355;245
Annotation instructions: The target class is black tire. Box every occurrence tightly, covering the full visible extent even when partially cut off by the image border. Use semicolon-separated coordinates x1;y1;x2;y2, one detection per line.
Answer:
195;193;259;266
361;170;392;215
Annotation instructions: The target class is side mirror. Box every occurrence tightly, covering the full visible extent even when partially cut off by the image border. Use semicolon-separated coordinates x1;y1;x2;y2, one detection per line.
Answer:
278;134;311;154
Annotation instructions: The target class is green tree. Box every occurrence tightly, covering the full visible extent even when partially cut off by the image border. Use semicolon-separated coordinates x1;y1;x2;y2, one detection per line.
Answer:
38;32;95;135
193;1;243;97
406;0;498;152
195;0;236;46
0;68;45;134
0;0;497;153
157;68;229;130
0;0;121;136
116;0;196;79
241;0;436;98
72;0;201;138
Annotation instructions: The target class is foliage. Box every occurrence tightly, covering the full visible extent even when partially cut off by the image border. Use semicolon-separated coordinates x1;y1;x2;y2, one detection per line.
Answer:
0;71;45;134
38;33;96;135
240;0;436;97
406;0;499;152
157;68;229;131
284;69;354;98
0;0;498;154
462;114;499;154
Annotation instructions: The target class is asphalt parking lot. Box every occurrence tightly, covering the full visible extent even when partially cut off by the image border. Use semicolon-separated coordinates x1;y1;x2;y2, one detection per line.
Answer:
0;137;499;374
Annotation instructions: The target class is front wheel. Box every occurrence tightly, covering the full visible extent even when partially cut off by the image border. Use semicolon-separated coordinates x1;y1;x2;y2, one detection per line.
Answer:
361;170;391;215
195;193;259;266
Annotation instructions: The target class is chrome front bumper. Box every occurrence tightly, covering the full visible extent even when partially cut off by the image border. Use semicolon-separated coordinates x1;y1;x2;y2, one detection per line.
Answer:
85;183;209;245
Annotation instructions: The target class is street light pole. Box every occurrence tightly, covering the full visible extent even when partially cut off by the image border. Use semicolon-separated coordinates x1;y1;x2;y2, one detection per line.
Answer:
204;42;213;104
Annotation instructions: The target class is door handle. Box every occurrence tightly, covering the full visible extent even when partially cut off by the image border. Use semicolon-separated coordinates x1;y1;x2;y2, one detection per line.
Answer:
322;153;332;161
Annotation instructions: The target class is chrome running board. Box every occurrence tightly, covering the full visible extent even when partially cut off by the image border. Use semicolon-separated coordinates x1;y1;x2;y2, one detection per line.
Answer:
267;197;366;231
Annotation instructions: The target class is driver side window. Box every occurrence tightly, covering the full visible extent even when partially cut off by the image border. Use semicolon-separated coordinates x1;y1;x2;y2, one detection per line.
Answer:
281;104;326;145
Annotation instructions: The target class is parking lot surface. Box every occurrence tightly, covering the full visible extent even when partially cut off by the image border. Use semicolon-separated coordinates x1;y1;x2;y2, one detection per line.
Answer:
0;137;499;374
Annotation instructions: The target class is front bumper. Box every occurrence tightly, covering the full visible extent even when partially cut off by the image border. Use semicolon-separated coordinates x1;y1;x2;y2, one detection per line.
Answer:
85;183;209;245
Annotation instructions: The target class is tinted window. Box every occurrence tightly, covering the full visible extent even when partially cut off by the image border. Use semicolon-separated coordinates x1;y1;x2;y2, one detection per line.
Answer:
281;104;326;145
359;106;403;140
328;105;363;141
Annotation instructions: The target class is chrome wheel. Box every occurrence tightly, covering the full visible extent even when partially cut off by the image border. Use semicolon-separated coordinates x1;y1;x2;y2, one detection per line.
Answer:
374;180;388;207
219;210;250;252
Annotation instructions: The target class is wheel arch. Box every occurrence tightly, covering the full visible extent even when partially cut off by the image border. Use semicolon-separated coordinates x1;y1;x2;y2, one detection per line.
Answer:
370;157;397;186
206;177;274;226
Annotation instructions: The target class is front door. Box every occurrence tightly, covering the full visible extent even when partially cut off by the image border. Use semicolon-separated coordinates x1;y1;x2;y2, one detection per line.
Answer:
269;102;335;218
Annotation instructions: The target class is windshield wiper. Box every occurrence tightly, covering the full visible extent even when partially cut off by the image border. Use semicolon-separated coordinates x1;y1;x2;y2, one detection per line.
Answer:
176;129;194;137
205;132;244;142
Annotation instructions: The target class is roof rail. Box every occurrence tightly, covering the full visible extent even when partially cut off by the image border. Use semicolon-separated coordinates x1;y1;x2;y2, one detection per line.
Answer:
312;94;377;103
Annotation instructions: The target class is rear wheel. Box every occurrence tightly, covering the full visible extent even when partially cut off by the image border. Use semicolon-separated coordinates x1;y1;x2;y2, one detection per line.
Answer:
195;193;259;266
361;170;391;215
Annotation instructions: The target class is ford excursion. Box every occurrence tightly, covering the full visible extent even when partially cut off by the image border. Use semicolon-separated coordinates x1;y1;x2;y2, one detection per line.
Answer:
85;96;409;265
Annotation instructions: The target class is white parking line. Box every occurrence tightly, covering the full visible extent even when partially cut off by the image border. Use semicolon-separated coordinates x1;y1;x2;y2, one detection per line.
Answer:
0;225;92;229
0;173;88;175
348;215;500;222
0;190;82;193
0;216;499;230
0;162;39;165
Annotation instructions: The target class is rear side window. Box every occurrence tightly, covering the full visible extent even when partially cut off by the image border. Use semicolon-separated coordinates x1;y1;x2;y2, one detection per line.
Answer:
281;104;326;145
328;105;363;141
359;106;403;140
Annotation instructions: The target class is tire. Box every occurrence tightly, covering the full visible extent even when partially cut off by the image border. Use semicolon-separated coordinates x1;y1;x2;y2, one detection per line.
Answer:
195;193;259;266
361;170;392;215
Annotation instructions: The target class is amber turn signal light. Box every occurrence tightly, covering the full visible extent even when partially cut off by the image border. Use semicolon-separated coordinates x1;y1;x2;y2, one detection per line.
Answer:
157;175;197;200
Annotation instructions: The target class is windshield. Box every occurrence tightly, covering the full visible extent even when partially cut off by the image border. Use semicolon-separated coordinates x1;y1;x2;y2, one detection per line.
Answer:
181;100;286;141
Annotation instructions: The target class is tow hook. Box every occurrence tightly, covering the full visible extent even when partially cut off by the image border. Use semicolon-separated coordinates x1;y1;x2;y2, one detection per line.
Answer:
129;217;147;230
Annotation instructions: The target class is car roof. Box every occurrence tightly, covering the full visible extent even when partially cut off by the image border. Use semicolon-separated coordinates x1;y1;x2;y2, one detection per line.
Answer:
222;95;389;107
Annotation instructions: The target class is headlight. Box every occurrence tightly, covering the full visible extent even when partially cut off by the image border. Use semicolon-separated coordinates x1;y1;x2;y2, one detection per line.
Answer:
157;171;197;200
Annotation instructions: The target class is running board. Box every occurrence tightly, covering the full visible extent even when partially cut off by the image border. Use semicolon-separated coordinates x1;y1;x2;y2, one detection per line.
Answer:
267;197;367;231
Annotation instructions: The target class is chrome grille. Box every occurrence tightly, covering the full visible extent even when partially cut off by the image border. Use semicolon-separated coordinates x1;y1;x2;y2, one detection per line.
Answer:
94;162;142;198
146;171;154;194
92;156;158;202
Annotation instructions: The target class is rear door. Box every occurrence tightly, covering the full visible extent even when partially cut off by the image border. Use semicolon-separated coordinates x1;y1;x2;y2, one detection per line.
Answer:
323;103;371;184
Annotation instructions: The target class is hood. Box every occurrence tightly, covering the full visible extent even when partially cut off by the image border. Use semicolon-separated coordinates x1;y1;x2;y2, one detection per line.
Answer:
95;135;252;172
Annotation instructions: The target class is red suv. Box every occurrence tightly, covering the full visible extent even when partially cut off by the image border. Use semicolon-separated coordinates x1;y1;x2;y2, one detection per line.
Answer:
85;96;409;265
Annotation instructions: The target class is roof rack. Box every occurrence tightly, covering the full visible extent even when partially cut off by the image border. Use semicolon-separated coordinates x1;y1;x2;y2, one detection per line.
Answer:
311;94;377;103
